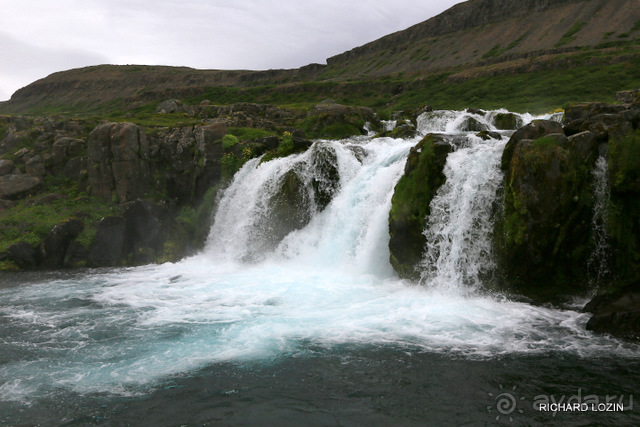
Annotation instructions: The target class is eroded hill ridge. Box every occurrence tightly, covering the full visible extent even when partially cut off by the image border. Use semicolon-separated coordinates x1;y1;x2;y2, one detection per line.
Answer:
1;0;640;113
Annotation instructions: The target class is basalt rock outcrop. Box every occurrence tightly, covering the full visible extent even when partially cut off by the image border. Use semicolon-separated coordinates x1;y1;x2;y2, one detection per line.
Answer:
87;122;150;203
388;133;452;280
0;107;328;271
496;120;598;301
495;95;640;313
584;283;640;338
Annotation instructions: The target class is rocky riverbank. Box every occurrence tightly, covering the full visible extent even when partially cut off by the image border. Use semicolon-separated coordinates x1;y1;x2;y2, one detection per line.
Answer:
0;101;378;270
2;91;639;338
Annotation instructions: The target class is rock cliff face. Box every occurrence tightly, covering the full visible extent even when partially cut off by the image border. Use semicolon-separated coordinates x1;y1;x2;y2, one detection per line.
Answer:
87;123;150;203
0;101;345;270
496;120;598;300
493;96;640;303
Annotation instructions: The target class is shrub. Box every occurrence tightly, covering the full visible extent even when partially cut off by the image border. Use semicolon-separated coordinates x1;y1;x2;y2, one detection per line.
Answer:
277;131;295;156
222;134;239;151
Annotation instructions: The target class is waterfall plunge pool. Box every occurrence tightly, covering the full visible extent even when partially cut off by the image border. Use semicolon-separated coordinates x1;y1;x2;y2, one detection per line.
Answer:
1;109;638;425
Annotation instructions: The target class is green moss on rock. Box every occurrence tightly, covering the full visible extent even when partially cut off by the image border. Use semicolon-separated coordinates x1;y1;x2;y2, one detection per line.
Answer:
388;134;451;279
606;130;640;288
495;130;598;301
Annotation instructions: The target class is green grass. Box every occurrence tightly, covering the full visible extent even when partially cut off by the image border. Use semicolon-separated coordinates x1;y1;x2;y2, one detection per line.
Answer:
228;127;275;140
0;179;118;252
4;44;640;118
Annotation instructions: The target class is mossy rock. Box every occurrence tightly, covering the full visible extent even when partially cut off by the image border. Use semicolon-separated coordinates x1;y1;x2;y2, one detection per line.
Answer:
374;123;416;139
388;133;452;280
309;143;340;211
605;130;640;288
493;113;523;130
495;131;598;301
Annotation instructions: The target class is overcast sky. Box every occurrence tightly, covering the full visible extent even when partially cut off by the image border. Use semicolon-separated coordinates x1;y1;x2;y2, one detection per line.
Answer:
0;0;463;101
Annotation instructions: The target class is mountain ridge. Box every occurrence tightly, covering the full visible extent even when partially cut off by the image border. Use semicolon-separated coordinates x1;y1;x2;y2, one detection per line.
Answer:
1;0;640;114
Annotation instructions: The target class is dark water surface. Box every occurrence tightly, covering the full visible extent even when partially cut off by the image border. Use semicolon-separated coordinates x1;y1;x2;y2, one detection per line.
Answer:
2;345;638;426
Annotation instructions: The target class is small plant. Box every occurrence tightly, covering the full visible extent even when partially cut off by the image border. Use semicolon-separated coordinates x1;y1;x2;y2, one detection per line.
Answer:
277;131;295;156
221;134;239;151
221;153;241;181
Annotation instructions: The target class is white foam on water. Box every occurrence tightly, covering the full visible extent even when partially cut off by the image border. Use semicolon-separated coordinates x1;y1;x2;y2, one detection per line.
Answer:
1;110;636;402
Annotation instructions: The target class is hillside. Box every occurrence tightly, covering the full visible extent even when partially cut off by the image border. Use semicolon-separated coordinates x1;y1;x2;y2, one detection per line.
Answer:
324;0;640;78
1;0;640;114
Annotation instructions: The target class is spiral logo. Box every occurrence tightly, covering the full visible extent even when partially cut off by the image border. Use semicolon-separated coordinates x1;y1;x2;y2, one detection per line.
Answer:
487;384;525;422
495;391;517;414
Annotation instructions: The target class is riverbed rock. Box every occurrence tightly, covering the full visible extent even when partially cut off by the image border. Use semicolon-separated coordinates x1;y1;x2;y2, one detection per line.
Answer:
309;143;340;211
389;133;452;279
39;218;84;268
87;216;127;267
460;116;487;132
476;130;502;140
493;112;523;130
264;168;313;253
585;284;640;338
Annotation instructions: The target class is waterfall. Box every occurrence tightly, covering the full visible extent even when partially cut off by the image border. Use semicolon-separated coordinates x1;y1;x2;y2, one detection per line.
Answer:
206;136;417;274
588;154;612;286
209;109;552;288
420;134;506;293
2;109;636;407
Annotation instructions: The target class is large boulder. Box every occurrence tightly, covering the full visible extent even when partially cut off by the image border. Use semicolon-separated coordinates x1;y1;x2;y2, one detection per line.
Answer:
584;284;640;338
38;218;84;268
87;216;127;267
5;242;39;269
309;143;340;211
87;122;150;203
493;112;523;130
0;174;41;199
495;129;598;301
501;119;564;170
388;134;452;279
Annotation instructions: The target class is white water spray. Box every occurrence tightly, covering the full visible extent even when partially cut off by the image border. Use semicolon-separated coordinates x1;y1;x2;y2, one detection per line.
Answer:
1;110;635;403
588;154;612;285
420;134;505;292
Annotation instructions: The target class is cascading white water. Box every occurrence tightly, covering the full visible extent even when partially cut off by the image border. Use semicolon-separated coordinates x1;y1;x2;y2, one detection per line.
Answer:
206;137;416;273
415;109;545;293
2;109;635;405
588;154;612;285
420;134;505;292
